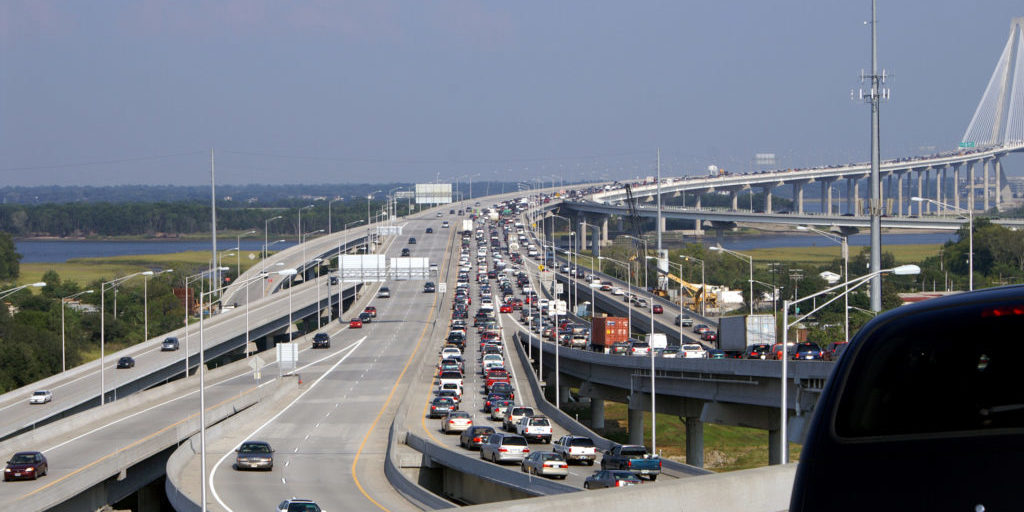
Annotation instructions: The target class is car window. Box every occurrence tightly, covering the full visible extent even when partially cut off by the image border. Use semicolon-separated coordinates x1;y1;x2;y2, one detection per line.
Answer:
834;304;1024;438
570;437;595;447
502;436;527;446
239;443;270;453
10;453;35;464
531;418;550;426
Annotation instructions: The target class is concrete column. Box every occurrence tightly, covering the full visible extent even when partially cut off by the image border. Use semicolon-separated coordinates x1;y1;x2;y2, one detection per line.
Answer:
969;161;976;212
560;384;571;407
917;170;924;215
938;166;945;212
730;190;738;211
846;178;855;214
590;398;605;430
659;216;666;232
897;171;905;216
853;180;860;215
601;216;609;243
984;158;991;211
794;182;804;214
953;164;961;211
577;217;587;250
768;428;784;465
627;407;645;445
819;181;827;214
695;193;702;209
880;173;887;214
764;186;773;213
825;180;834;215
995;157;1002;208
685;417;704;468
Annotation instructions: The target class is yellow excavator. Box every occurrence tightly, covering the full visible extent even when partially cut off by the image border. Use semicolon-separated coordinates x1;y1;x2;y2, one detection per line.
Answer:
654;269;718;311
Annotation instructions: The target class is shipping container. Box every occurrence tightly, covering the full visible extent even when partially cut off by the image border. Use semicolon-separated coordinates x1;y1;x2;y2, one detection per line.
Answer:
591;316;629;353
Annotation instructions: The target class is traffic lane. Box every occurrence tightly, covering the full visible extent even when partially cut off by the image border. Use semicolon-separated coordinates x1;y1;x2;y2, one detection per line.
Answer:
210;289;429;511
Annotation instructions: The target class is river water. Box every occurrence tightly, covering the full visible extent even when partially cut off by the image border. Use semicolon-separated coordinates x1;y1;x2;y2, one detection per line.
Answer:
14;233;953;263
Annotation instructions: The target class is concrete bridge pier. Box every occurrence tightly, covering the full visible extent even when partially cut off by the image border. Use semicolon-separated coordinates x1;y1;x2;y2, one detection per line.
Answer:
845;178;855;214
762;186;773;213
685;417;704;467
590;398;605;430
627;406;645;445
577;216;586;251
937;166;945;213
953;163;961;211
768;429;784;465
969;161;977;212
600;216;609;244
821;180;831;215
995;157;1003;207
984;158;991;211
916;169;925;215
896;170;907;216
793;182;803;214
730;190;738;211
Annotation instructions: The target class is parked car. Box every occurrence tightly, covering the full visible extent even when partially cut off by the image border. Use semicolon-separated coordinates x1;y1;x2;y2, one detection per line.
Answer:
553;435;597;465
234;440;274;471
28;390;52;404
459;426;496;450
312;332;330;349
442;410;473;434
117;356;135;369
480;433;530;464
4;451;47;481
520;451;568;479
584;469;641;489
161;336;180;351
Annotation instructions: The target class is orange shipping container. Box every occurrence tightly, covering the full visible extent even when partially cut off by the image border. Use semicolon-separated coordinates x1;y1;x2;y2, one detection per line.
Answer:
591;316;629;349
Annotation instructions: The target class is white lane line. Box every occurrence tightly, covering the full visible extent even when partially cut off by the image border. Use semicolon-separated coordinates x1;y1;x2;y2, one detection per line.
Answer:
281;477;286;484
304;434;310;441
210;336;367;512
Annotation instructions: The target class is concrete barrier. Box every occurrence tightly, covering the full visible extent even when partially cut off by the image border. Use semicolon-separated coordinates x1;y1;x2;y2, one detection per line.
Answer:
164;377;298;512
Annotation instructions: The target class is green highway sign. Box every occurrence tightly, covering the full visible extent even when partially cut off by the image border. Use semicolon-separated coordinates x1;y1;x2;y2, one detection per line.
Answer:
959;141;976;148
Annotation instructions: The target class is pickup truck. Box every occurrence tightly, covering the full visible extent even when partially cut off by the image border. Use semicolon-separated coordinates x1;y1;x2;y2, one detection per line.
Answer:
552;435;597;465
600;444;661;480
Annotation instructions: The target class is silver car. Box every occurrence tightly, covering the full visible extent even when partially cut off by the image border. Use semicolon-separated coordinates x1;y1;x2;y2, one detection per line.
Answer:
479;433;530;464
520;451;568;479
234;440;274;471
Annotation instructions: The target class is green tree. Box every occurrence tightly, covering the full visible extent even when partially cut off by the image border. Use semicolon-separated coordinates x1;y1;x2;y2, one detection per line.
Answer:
0;232;21;280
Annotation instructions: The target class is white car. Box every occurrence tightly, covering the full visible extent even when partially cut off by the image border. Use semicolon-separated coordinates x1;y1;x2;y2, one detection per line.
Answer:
681;344;707;358
29;390;52;404
611;287;625;296
516;415;553;443
277;498;322;512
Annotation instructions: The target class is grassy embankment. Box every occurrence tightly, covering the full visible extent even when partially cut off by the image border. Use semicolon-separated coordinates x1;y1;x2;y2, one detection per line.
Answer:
18;250;266;286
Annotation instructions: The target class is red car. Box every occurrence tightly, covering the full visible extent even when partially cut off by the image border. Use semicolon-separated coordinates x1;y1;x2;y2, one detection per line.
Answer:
349;319;363;328
363;306;377;318
499;304;513;313
4;451;47;481
652;304;664;314
510;298;524;310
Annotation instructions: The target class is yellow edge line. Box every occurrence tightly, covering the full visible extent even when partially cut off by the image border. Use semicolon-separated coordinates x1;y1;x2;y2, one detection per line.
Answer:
350;220;454;511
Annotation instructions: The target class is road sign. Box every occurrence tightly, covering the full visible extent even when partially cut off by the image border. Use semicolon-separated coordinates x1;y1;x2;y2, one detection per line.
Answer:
959;141;976;148
438;282;447;293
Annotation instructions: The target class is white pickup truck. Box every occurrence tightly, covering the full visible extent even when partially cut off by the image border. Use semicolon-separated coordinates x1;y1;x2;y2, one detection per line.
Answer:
516;415;553;443
553;434;597;465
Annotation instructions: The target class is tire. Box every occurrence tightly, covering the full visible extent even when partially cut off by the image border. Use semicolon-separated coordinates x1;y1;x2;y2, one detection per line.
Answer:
600;461;606;470
649;474;657;481
584;482;590;489
521;464;527;473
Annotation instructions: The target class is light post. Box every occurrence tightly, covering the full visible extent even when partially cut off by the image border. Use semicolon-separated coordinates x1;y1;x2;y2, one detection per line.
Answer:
277;268;299;336
797;225;849;342
60;289;92;372
236;230;257;279
100;272;152;404
328;198;342;234
144;269;173;343
0;282;46;301
624;234;652;334
301;229;326;279
661;259;686;346
709;245;754;314
313;258;324;328
912;196;973;291
679;255;706;317
778;264;920;464
183;268;227;379
264;215;283;273
261;240;286;297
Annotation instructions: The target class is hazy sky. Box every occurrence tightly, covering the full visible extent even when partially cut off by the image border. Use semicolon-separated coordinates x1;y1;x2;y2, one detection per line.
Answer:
1;1;1022;186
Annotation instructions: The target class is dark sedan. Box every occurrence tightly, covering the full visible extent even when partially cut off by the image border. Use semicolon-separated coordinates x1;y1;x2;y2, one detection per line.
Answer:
746;344;771;359
459;426;496;450
583;469;641;489
4;451;47;481
116;356;135;369
793;342;824;360
429;397;456;418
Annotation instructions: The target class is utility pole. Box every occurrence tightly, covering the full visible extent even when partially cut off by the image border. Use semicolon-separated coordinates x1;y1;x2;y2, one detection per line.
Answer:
858;0;888;311
210;149;218;295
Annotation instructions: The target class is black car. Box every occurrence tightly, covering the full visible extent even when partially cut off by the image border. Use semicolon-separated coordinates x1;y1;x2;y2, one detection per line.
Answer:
358;312;372;323
426;227;433;233
408;237;417;244
117;356;135;369
793;342;824;360
401;248;411;257
746;343;771;359
460;426;496;450
424;282;436;293
790;285;1024;511
312;332;330;349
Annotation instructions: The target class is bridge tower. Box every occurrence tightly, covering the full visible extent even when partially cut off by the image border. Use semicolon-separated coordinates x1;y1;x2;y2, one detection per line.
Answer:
962;17;1024;148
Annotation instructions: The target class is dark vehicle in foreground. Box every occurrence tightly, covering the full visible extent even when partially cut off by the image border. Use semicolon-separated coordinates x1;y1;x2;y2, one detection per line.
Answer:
792;342;824;360
460;426;496;450
117;356;135;369
790;285;1024;512
746;343;771;359
312;333;330;349
234;440;274;470
4;451;47;481
600;444;661;480
584;469;641;489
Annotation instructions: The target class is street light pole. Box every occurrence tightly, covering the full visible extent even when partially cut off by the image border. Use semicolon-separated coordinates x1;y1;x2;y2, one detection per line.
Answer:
680;255;706;317
913;196;972;291
144;269;173;343
709;245;754;314
278;269;299;337
797;226;849;342
236;230;257;280
264;215;283;272
60;289;93;373
779;264;920;464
